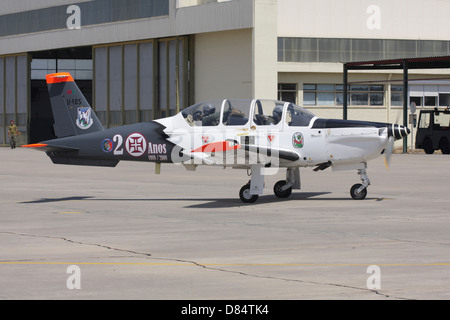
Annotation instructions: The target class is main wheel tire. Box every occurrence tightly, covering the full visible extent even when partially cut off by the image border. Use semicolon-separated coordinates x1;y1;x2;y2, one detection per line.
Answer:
239;184;259;203
423;138;434;154
439;138;450;154
273;180;292;198
350;183;367;200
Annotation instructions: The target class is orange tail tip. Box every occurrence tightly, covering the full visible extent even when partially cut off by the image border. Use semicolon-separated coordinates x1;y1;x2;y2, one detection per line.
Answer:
22;143;48;148
45;72;74;84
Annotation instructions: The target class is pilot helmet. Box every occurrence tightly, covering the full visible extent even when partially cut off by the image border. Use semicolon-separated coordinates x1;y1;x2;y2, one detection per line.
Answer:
203;104;215;116
273;105;283;119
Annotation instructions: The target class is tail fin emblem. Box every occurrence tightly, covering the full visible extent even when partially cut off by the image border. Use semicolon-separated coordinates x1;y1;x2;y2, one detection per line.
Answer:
76;107;94;129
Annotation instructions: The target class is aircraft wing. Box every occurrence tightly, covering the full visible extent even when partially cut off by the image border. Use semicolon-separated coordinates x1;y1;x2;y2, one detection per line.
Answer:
242;145;300;162
187;140;299;167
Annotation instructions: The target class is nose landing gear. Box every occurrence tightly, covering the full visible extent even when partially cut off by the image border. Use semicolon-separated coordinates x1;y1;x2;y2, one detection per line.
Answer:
350;166;370;200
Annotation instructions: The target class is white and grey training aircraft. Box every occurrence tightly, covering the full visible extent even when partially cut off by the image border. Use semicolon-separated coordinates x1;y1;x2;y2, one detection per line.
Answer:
24;72;410;203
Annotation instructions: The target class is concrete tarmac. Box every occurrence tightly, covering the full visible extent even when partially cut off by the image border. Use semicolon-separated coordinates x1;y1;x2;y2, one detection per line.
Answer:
0;147;449;300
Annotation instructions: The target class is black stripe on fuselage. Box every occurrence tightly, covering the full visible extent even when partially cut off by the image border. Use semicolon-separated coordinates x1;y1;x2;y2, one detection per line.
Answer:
311;119;387;129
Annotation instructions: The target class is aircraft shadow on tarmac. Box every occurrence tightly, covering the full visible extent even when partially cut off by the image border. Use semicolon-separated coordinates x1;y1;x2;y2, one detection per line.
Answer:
19;193;392;209
20;196;95;204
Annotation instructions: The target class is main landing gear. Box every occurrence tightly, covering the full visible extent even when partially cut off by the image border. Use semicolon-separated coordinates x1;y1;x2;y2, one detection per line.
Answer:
239;183;259;203
238;164;371;202
239;167;300;203
350;166;371;200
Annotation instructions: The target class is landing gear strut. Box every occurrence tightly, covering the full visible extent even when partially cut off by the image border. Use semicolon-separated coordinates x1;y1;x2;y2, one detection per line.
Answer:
239;165;264;203
238;167;300;203
350;166;370;200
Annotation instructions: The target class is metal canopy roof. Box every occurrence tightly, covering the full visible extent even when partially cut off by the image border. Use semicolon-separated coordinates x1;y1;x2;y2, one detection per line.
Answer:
345;56;450;70
342;55;450;153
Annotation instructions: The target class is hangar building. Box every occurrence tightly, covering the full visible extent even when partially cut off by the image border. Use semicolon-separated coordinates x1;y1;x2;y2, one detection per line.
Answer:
1;0;450;147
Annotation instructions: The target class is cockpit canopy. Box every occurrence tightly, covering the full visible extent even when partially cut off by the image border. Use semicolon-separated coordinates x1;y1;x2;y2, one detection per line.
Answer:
181;99;315;127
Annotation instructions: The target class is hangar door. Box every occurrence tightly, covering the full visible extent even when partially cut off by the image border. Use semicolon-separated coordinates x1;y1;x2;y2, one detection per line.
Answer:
0;54;28;146
93;36;191;128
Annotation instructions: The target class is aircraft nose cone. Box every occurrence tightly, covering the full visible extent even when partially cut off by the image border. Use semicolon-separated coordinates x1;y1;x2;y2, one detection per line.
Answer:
389;124;410;140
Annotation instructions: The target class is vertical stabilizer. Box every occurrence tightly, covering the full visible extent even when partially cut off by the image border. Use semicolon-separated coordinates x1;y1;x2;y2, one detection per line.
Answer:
46;72;103;137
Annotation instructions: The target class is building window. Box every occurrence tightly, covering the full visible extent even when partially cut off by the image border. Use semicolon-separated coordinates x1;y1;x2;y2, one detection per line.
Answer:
304;84;342;106
349;85;384;106
303;83;385;106
31;59;93;80
391;85;403;106
278;83;297;103
278;37;450;63
316;84;335;105
31;46;93;80
440;94;450;107
335;84;349;105
410;97;423;107
424;96;437;107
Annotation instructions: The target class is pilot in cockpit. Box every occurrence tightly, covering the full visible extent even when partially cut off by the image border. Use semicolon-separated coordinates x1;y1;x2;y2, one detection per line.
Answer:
202;104;220;126
266;105;283;125
192;110;203;121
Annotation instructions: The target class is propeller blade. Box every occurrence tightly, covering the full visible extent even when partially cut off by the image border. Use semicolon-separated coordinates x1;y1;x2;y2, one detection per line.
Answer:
384;135;394;170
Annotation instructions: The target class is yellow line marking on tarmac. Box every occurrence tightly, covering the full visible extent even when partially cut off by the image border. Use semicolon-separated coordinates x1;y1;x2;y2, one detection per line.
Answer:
1;262;449;267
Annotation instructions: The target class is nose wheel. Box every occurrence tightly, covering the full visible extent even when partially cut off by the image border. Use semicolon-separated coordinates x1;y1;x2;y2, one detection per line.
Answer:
350;166;370;200
350;183;367;200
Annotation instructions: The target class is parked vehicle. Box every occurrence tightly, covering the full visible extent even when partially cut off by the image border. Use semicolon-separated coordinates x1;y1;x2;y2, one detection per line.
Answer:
416;108;450;154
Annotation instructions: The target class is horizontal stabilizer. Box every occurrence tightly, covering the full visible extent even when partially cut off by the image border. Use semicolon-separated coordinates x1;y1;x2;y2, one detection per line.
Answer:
48;156;119;167
23;143;118;167
22;143;79;153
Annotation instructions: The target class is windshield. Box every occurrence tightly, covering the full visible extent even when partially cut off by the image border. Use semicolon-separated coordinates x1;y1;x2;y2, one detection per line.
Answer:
434;111;450;129
285;103;315;127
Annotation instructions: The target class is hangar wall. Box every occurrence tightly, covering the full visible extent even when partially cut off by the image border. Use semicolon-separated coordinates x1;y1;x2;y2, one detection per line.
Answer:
278;0;450;41
194;29;253;102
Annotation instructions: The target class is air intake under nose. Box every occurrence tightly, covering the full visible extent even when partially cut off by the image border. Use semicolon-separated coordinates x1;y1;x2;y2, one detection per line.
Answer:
388;124;410;140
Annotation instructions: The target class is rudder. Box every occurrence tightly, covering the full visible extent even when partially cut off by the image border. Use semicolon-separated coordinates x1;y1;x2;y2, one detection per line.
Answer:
46;72;103;138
